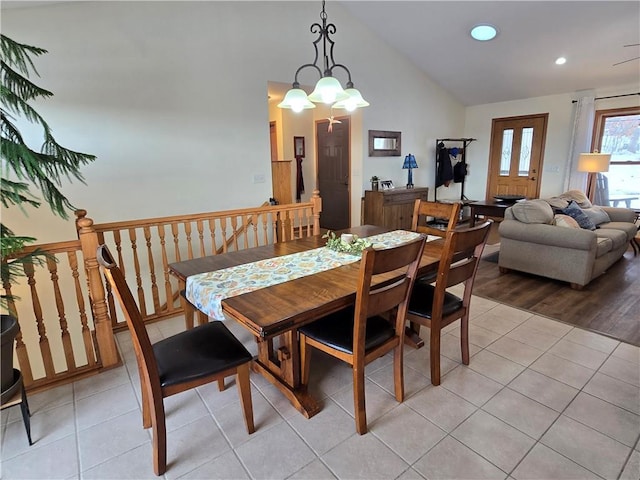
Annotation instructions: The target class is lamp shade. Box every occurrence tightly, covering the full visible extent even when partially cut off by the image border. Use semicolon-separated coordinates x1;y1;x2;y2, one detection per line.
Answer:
277;88;316;112
332;87;370;111
402;154;418;169
577;153;611;173
308;76;349;104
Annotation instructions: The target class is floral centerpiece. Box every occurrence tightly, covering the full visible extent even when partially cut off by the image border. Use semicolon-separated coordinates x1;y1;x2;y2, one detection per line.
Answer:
323;231;372;255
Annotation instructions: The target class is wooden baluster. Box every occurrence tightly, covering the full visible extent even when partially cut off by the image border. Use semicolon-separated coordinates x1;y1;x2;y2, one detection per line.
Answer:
113;230;124;272
220;220;229;254
252;213;259;246
230;217;239;252
128;228;147;317
209;218;218;255
23;261;55;378
77;216;119;368
68;250;97;367
311;189;322;235
171;222;181;262
241;215;250;250
196;219;206;257
47;255;77;372
184;221;194;259
144;226;160;312
2;278;34;385
158;224;175;313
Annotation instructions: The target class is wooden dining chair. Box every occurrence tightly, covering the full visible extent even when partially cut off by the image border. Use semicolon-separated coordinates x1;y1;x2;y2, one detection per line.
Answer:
408;199;463;341
411;199;461;238
299;235;426;434
96;245;255;476
406;220;491;385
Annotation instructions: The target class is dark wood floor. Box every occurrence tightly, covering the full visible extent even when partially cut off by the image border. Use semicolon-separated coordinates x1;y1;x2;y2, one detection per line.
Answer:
473;246;640;346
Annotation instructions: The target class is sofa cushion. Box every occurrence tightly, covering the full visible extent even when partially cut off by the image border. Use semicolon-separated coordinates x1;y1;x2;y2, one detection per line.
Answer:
599;222;639;242
582;206;611;226
596;228;630;250
511;199;554;224
554;214;580;229
561;201;596;230
596;237;613;257
559;190;592;208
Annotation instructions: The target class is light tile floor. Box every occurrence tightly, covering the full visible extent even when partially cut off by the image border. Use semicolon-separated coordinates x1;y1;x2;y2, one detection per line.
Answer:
1;294;639;479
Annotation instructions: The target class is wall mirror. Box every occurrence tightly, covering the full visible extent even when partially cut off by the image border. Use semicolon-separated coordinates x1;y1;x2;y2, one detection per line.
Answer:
368;130;401;156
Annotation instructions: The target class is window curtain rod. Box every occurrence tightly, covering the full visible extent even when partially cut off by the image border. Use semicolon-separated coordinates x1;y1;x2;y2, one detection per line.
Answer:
571;92;639;103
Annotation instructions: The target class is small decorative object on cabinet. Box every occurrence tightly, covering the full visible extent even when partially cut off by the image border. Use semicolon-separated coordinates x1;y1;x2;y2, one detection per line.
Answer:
402;154;418;188
370;176;379;191
363;187;429;230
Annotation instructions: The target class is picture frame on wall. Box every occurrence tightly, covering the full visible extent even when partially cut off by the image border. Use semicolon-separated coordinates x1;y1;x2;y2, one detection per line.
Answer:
294;136;305;157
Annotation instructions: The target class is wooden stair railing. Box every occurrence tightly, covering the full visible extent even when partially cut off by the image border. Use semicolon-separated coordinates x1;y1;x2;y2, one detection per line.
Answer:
3;192;321;393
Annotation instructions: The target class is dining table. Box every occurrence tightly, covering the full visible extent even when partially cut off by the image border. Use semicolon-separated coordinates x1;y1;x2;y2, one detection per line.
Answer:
168;225;445;418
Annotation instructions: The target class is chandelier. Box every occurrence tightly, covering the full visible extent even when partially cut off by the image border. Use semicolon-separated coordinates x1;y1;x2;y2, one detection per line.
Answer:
278;0;369;113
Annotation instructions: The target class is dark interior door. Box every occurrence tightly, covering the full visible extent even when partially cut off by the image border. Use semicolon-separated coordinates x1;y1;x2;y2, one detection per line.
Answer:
317;117;350;230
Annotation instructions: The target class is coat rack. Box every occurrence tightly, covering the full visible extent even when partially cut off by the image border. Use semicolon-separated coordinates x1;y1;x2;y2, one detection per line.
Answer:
434;138;476;203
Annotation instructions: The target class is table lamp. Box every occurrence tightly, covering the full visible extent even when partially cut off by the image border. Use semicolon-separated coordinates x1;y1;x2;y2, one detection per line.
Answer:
403;154;418;189
577;152;611;202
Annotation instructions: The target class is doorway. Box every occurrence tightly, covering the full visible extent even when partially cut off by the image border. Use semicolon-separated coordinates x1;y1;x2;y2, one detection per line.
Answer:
486;114;548;199
317;116;350;230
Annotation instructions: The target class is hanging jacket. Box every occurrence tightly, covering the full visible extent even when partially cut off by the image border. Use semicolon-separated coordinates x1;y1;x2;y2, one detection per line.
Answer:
453;159;467;183
436;143;453;187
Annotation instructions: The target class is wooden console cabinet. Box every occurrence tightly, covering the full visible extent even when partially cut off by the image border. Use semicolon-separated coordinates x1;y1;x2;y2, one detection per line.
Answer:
363;187;429;230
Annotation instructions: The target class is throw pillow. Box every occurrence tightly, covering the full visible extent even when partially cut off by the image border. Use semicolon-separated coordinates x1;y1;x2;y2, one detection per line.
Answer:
544;197;570;210
582;206;611;226
511;199;554;224
554;214;580;229
561;200;596;230
559;190;592;208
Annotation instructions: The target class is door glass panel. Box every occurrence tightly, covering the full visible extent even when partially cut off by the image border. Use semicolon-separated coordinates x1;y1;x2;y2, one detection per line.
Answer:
519;127;533;176
500;129;513;175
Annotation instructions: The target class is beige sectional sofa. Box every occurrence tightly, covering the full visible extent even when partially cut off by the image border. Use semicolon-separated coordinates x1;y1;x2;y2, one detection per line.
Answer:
498;191;637;289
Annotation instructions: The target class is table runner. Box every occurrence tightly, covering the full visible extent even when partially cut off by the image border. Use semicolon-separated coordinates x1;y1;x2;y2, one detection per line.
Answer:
186;230;431;320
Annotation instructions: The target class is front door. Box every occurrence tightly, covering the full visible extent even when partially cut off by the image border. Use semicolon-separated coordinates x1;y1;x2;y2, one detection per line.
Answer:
486;114;548;199
317;116;350;230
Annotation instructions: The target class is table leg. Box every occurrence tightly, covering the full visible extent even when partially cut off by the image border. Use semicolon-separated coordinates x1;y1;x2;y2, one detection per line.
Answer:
469;207;477;227
253;333;321;418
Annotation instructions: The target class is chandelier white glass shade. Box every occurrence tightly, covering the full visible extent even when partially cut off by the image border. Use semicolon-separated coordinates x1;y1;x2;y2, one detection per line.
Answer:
278;1;369;112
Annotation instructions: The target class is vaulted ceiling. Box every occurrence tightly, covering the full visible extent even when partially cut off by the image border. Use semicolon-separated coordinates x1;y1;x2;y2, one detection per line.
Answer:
340;1;640;105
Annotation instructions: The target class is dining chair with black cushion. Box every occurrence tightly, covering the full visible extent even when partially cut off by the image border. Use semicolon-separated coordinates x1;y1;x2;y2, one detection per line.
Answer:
411;199;461;238
299;235;426;435
406;220;491;386
96;244;255;476
408;199;462;340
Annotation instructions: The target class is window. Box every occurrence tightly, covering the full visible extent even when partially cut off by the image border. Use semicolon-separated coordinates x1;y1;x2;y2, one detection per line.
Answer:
592;106;640;209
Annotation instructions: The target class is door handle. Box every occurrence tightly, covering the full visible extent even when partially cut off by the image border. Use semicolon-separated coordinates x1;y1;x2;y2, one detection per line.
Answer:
530;177;536;181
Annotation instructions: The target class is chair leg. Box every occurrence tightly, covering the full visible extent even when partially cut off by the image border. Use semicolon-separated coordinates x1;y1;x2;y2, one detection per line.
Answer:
139;365;152;429
235;363;255;434
460;315;470;365
393;344;404;403
430;325;442;386
150;396;167;476
217;378;225;391
19;383;33;446
353;366;368;435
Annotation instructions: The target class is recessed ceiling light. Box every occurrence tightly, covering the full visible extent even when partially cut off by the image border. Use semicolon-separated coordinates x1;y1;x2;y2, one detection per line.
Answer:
555;57;567;65
470;24;498;41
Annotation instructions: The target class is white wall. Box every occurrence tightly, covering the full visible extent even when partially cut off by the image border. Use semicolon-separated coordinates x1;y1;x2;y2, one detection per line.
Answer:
463;84;640;201
2;0;465;242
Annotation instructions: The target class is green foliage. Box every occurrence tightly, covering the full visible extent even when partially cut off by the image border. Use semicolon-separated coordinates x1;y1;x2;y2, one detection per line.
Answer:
323;231;372;256
1;34;96;310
